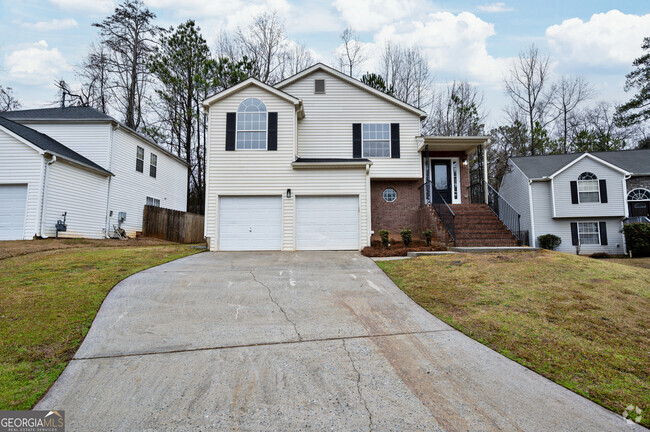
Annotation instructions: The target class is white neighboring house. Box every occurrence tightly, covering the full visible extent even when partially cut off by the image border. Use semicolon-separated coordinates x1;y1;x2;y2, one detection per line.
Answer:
499;149;650;255
0;107;188;240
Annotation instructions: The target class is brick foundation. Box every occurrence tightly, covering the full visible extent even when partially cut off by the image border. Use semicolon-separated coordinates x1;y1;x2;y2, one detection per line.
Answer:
371;179;423;241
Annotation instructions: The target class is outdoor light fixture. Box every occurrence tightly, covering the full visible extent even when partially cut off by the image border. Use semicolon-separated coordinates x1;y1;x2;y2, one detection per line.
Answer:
286;188;291;198
462;159;468;166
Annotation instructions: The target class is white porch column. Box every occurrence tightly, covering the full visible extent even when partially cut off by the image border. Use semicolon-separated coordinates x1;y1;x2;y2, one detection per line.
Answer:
482;141;489;204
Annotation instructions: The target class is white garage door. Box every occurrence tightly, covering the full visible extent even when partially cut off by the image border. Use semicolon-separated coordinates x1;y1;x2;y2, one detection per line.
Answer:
219;196;282;251
0;184;28;241
296;196;359;250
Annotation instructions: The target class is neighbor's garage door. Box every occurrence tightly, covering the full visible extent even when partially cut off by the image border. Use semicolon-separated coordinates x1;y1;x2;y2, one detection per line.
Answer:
0;184;28;241
296;196;359;250
219;196;282;251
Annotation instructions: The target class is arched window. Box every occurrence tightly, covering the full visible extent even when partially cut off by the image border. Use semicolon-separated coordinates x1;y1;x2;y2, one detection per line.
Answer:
577;172;599;203
627;188;650;201
237;98;267;150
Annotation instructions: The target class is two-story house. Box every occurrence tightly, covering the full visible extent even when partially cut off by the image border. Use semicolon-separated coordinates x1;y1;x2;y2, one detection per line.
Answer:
0;107;188;240
203;63;518;251
499;149;650;255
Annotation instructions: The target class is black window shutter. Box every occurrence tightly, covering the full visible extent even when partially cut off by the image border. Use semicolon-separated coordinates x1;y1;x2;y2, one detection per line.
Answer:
352;123;362;158
570;181;578;204
267;112;278;151
390;123;400;158
599;222;608;245
570;222;579;245
599;179;608;203
225;112;236;151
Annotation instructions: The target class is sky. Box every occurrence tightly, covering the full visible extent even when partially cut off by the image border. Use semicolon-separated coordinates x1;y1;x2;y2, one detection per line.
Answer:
1;0;648;128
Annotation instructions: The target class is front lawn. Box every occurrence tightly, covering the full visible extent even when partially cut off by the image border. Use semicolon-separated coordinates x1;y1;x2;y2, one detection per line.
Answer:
0;244;200;410
377;251;649;427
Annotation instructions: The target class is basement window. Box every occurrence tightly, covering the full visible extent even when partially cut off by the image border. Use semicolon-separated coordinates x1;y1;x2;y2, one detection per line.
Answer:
136;146;144;173
578;222;600;245
146;196;160;207
150;153;157;178
314;79;325;94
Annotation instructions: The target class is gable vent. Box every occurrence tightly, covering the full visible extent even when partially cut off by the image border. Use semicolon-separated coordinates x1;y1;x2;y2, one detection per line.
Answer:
314;79;325;94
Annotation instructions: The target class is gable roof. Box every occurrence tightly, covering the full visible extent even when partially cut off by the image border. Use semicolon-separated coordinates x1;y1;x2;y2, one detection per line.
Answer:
203;77;302;108
0;115;112;176
510;149;650;179
2;106;188;166
275;63;428;119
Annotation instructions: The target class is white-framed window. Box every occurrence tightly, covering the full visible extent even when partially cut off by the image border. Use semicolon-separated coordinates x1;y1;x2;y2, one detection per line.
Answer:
136;146;144;173
146;196;160;207
578;221;600;245
577;172;599;203
237;98;267;150
383;188;397;202
150;153;157;178
628;188;650;201
362;123;390;158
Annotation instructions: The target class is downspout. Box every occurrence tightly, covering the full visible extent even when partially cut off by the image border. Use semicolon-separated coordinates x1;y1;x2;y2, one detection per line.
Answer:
39;155;57;238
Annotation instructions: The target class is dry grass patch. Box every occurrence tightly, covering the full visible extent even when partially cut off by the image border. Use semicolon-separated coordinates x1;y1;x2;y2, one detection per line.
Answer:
0;244;200;410
377;250;649;427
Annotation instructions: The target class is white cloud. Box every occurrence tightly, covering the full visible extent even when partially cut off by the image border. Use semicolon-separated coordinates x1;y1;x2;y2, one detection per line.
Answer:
5;40;72;85
332;0;421;32
477;3;514;13
48;0;114;13
21;18;78;31
546;10;650;71
365;11;511;84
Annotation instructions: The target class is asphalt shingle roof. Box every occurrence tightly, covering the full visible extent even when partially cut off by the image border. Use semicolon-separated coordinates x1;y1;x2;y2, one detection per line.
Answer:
511;149;650;178
1;106;114;121
0;115;112;175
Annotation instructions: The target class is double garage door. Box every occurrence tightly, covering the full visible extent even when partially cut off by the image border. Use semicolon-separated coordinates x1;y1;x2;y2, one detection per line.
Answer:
219;196;359;251
0;185;28;241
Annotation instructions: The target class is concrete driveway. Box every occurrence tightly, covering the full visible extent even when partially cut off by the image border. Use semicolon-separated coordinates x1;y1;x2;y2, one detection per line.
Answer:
37;252;641;431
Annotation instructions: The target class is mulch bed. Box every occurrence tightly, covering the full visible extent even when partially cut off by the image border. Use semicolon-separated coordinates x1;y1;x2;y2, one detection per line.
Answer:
362;240;447;257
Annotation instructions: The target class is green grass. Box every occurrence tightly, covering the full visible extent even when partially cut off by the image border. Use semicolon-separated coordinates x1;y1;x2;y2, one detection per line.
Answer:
377;251;650;427
0;245;199;410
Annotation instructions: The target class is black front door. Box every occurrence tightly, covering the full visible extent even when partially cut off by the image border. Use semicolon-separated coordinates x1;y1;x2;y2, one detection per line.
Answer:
431;160;452;203
629;201;650;217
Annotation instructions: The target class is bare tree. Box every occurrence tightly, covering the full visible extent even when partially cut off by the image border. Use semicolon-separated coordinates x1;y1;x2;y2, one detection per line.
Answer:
427;81;485;136
504;44;554;155
337;27;365;77
235;11;286;84
550;75;594;153
0;85;21;111
281;42;314;77
380;43;433;110
93;0;161;129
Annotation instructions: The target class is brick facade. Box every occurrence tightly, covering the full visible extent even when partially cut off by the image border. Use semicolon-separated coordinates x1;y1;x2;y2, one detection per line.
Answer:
627;176;650;193
371;179;423;240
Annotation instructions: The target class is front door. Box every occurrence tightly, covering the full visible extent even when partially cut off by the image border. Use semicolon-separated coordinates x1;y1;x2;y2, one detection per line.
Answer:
431;160;452;203
629;201;650;217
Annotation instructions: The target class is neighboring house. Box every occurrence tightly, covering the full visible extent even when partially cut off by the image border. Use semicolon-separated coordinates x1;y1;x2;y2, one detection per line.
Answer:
499;149;650;255
202;63;516;251
0;107;187;240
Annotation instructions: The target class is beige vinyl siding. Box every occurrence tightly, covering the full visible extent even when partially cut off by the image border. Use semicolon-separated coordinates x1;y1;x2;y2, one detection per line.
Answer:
280;70;422;179
552;157;626;218
108;128;187;236
499;160;532;234
0;129;44;239
21;122;112;169
205;85;370;251
531;182;625;254
42;160;109;239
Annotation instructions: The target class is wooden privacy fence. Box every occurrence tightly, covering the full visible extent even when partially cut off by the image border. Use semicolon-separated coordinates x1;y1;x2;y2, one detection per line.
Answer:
142;205;204;244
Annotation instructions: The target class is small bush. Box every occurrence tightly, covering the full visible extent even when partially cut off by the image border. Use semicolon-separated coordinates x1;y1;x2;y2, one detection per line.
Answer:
538;233;562;250
422;229;432;246
378;230;390;248
400;228;413;247
623;223;650;257
589;252;610;259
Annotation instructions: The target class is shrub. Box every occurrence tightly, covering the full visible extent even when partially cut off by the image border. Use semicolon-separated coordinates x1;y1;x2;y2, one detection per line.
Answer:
622;223;650;257
537;233;562;250
400;228;413;247
589;252;610;259
422;229;432;246
378;230;390;248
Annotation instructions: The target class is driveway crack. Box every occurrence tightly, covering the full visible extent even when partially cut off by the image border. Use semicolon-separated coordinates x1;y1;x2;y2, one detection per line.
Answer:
342;339;374;432
250;270;303;341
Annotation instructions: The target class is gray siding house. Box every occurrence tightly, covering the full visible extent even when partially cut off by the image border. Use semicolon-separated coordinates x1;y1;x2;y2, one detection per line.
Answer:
499;149;650;255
